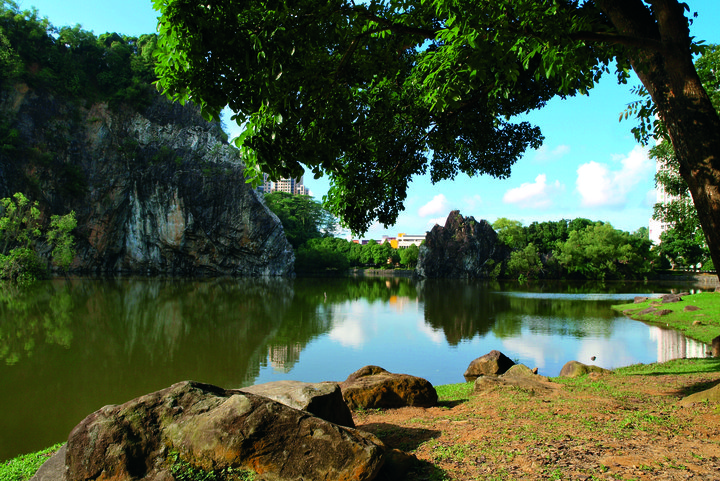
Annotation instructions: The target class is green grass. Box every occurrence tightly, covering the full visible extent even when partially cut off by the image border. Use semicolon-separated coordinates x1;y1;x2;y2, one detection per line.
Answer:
435;381;474;403
0;443;64;481
616;357;720;376
611;291;720;344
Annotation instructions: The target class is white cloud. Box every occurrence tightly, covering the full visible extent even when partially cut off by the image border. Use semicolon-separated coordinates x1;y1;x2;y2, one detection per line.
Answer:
576;146;653;207
462;194;483;211
502;174;563;208
535;144;570;161
645;189;657;207
426;216;447;230
418;194;451;217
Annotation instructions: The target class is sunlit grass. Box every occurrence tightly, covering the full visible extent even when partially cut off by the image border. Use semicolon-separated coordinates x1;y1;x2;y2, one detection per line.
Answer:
612;292;720;344
0;443;64;481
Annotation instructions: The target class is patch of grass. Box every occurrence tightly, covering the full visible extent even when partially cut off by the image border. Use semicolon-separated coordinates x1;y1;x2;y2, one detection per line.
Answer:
426;440;473;463
0;443;64;481
435;381;474;403
612;292;720;344
616;358;720;376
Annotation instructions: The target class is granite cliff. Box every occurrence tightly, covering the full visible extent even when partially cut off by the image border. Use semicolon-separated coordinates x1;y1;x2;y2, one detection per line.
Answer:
416;210;507;278
0;84;294;276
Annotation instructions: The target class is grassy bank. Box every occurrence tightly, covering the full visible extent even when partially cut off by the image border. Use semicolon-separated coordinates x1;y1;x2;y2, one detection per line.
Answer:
611;291;720;345
5;357;720;480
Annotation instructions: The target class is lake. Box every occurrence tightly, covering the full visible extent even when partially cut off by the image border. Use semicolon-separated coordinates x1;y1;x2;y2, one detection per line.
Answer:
0;276;711;461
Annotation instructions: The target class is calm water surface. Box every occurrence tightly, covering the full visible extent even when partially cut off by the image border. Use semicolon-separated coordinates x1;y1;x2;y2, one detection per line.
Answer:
0;277;710;460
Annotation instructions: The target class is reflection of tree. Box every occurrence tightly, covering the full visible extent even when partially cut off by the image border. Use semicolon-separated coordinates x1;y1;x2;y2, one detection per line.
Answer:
0;281;74;365
418;279;507;346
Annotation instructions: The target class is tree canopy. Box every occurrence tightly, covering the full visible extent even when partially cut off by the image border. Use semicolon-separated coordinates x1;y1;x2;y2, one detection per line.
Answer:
153;0;720;276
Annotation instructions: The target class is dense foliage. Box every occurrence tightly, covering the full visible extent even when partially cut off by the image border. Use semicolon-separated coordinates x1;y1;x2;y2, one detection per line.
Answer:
0;1;158;107
152;0;720;285
493;218;654;281
263;192;339;248
0;192;76;283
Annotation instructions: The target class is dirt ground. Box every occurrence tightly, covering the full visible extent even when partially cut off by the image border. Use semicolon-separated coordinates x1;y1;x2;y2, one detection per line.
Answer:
353;371;720;480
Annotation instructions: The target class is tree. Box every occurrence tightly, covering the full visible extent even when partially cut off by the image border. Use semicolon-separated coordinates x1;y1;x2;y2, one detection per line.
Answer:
492;218;527;250
154;0;720;279
556;222;651;280
643;45;720;255
507;243;543;280
399;243;420;268
263;192;339;248
0;192;76;283
656;226;707;269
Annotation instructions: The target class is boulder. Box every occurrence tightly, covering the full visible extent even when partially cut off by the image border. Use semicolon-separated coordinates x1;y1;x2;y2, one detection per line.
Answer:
473;364;561;395
63;381;385;481
464;350;515;381
713;335;720;357
662;293;689;303
340;366;438;410
678;383;720;407
240;380;355;427
416;210;506;279
558;360;612;378
634;296;649;303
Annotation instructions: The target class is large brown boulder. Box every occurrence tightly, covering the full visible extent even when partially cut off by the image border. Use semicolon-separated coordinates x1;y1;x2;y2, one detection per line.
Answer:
712;335;720;357
241;380;355;427
558;360;613;378
474;364;562;395
416;210;506;278
64;381;385;481
340;366;438;410
678;382;720;407
464;350;515;381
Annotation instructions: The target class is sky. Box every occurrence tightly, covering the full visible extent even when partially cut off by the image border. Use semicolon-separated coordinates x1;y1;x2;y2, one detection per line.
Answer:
21;0;720;239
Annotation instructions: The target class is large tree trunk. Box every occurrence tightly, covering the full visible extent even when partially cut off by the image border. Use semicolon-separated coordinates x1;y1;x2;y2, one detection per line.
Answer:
598;0;720;280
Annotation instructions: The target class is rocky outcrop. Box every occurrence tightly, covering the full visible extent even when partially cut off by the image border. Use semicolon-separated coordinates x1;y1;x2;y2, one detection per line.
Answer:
464;350;516;381
339;366;438;410
0;85;293;276
241;380;355;428
63;380;385;481
416;210;505;278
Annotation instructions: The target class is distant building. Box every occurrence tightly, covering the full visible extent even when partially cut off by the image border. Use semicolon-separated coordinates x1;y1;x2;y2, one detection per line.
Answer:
352;233;425;248
648;157;684;244
396;233;425;248
260;174;308;196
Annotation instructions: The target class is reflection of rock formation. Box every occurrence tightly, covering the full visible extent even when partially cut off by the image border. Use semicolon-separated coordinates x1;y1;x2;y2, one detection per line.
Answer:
649;326;710;362
417;279;505;345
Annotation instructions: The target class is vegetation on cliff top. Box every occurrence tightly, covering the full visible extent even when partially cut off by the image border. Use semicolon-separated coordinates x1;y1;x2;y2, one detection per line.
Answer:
0;0;157;108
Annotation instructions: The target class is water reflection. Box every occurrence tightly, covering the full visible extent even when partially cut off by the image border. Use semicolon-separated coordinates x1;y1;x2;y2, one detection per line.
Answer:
0;277;711;461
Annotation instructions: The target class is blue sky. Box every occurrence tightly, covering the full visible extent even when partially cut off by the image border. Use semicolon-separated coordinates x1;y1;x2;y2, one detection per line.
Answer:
22;0;720;239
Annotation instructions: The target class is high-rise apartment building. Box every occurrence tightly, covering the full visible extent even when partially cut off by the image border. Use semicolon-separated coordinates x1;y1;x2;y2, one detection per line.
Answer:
259;174;308;195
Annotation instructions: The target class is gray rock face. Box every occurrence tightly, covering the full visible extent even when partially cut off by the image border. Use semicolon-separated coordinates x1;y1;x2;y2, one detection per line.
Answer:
416;210;504;278
63;380;385;481
464;350;515;381
339;365;438;410
241;380;355;427
0;86;293;276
